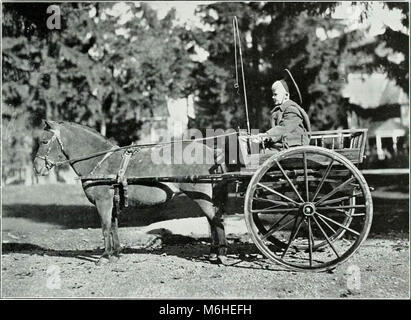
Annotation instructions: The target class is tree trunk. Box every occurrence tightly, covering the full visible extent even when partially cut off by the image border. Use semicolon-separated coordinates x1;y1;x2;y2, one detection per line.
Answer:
100;117;106;136
45;100;52;119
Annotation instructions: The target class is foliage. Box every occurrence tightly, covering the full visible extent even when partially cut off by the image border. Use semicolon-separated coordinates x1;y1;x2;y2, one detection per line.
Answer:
2;2;408;178
192;2;408;131
2;2;196;176
191;2;353;131
2;2;196;146
348;2;409;93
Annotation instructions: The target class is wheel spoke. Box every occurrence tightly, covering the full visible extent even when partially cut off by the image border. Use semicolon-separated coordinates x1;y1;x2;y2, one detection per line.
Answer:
316;205;365;211
303;152;309;201
312;215;340;258
315;212;360;236
332;208;365;218
275;160;305;203
312;159;334;202
315;177;356;205
320;195;355;205
257;183;299;205
307;217;313;267
251;208;299;213
260;214;295;241
252;197;290;207
281;216;304;258
316;214;337;233
255;204;283;210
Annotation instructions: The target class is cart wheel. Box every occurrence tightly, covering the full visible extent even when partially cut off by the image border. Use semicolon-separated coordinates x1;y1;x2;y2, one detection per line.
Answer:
244;146;373;272
252;184;356;251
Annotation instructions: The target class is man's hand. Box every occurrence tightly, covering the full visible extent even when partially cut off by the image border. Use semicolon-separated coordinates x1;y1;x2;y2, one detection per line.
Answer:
251;133;269;144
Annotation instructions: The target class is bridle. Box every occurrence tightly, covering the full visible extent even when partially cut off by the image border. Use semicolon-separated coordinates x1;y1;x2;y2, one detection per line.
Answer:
35;129;66;170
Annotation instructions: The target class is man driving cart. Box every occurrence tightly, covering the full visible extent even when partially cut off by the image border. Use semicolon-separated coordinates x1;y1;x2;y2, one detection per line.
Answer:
256;69;311;153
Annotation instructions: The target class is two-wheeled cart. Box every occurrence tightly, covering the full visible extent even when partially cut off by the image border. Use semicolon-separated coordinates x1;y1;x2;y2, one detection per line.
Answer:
81;128;372;272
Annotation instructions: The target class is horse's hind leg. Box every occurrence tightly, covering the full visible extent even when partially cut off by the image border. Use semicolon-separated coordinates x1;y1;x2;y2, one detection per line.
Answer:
211;182;229;258
209;209;228;261
95;198;115;264
192;197;228;262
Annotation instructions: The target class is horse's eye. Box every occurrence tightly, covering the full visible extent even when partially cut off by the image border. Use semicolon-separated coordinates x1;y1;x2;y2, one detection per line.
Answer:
42;140;49;144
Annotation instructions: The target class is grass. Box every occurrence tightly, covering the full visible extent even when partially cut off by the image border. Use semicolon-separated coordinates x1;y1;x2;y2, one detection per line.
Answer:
2;184;90;206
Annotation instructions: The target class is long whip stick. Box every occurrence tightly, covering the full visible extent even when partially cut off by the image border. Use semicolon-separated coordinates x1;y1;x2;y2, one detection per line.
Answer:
233;16;251;135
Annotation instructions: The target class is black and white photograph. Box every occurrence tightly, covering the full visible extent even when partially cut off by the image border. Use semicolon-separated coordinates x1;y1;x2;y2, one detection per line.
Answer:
1;1;409;301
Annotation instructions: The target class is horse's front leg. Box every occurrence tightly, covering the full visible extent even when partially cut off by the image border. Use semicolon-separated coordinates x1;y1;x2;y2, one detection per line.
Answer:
111;215;121;258
95;198;116;265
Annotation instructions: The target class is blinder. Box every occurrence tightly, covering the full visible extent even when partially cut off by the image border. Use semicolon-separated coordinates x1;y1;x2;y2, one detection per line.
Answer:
35;129;66;170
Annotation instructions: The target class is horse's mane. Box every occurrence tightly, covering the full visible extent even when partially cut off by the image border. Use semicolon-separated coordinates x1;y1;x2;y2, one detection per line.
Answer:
61;121;115;146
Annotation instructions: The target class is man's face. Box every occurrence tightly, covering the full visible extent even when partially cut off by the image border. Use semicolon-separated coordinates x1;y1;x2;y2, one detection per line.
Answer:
271;82;288;106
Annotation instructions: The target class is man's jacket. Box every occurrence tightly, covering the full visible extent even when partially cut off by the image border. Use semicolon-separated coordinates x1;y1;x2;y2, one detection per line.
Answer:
266;99;310;147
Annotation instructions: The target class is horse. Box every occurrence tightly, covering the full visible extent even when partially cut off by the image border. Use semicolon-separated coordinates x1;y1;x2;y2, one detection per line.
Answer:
33;120;229;264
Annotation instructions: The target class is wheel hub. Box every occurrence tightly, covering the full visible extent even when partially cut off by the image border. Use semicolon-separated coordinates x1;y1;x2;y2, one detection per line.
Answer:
301;203;316;217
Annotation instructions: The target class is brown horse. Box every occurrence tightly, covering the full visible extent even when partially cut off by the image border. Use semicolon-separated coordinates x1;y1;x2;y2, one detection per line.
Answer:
33;120;228;264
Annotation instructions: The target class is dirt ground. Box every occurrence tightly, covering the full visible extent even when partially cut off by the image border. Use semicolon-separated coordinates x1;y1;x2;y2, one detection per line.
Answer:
1;182;410;299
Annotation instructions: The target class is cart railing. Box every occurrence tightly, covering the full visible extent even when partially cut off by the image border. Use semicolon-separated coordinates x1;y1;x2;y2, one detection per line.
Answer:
308;129;368;164
239;129;368;166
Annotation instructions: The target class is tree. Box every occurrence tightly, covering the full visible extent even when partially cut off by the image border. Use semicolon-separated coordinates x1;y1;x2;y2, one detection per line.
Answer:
348;2;409;93
2;2;196;142
2;2;196;182
191;2;367;131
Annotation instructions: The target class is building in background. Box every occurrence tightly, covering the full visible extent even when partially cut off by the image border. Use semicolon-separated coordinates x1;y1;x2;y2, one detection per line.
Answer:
343;73;409;164
138;94;196;143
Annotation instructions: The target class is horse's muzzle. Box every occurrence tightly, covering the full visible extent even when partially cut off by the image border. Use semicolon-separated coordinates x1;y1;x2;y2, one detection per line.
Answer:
33;157;50;176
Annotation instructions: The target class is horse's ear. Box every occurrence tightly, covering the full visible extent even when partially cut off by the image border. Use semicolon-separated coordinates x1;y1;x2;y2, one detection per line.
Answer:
44;120;56;130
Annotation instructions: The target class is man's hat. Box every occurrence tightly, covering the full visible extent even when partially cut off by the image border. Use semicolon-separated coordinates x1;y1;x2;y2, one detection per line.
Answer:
272;69;303;105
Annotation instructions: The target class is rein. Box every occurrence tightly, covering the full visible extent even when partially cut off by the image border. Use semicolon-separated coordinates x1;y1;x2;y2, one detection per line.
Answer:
36;130;238;169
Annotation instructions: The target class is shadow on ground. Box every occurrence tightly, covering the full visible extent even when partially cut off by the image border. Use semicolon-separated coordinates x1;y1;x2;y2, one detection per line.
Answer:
2;195;208;229
2;237;293;272
369;197;409;237
3;194;408;237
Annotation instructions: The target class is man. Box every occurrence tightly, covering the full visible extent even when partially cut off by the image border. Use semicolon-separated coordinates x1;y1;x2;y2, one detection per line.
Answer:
244;70;310;167
262;75;310;151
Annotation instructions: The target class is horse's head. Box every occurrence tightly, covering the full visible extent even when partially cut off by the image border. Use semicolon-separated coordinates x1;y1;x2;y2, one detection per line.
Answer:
33;120;67;175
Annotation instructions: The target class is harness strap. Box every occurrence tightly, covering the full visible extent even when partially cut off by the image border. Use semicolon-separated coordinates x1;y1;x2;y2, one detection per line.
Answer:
88;146;117;176
113;148;137;216
117;148;134;182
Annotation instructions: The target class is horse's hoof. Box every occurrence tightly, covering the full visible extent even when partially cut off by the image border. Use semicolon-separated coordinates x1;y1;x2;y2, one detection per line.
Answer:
96;257;109;266
209;253;228;265
109;255;120;263
209;253;219;263
96;254;112;266
217;255;229;265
